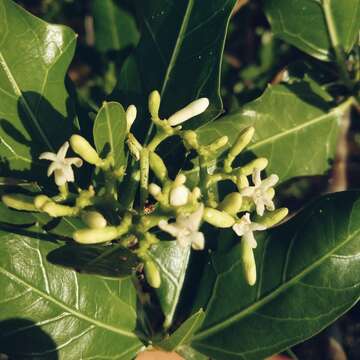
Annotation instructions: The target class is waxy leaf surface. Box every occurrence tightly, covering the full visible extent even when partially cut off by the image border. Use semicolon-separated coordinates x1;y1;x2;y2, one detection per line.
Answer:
0;232;143;359
264;0;360;61
0;0;77;175
191;191;360;359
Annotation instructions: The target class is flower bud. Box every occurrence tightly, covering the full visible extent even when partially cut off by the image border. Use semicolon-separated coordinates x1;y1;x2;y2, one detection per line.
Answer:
241;240;256;286
230;127;255;158
34;195;51;209
236;174;249;190
148;90;161;119
73;226;119;244
42;202;78;217
168;98;209;126
218;192;242;216
173;174;186;187
144;260;161;288
81;211;107;229
70;135;102;166
149;152;168;182
170;185;190;207
239;158;268;176
2;194;37;212
149;183;162;198
257;208;288;228
203;208;235;228
126;105;137;132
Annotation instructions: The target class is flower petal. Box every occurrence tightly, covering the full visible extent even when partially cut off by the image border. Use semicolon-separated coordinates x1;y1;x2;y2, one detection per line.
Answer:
57;141;69;160
241;187;255;197
256;201;265;216
252;168;262;186
158;220;181;237
233;222;246;236
243;231;257;249
261;174;279;189
54;169;67;186
39;152;57;161
189;232;205;250
47;161;59;177
66;157;83;168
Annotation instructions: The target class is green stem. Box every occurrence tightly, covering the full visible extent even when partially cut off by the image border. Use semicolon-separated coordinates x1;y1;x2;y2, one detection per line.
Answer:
139;148;150;211
322;0;354;92
286;349;299;360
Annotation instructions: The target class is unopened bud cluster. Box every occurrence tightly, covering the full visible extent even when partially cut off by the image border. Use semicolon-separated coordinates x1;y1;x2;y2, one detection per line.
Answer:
2;91;287;288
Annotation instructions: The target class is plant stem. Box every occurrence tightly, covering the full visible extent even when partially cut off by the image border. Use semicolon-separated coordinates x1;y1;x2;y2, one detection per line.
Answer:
322;0;354;92
139;148;150;211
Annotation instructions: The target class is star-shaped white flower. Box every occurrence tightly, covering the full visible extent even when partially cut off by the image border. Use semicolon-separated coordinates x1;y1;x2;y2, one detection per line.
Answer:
241;168;279;216
39;141;83;186
158;204;205;250
232;213;266;249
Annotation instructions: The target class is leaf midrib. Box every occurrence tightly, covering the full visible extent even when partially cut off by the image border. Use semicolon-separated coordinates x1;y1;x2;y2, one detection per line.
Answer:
192;226;360;341
0;266;138;339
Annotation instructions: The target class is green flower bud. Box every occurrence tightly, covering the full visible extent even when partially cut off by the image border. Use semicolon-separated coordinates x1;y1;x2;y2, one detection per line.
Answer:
34;195;51;209
81;211;107;229
127;133;142;161
209;135;229;152
73;226;119;244
218;192;242;216
144;260;161;288
240;240;256;286
239;158;268;176
42;202;78;217
182;130;199;150
257;208;288;228
203;207;235;228
70;135;102;166
2;194;37;212
148;90;161;119
149;151;168;182
236;174;249;190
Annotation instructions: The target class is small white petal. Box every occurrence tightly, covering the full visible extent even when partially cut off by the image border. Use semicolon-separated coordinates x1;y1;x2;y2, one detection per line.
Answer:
57;141;70;160
170;185;190;206
189;232;205;250
66;157;83;168
256;201;265;216
54;169;67;186
39;152;57;161
47;161;59;177
177;234;191;248
262;174;279;188
63;166;75;183
243;232;257;249
158;220;181;237
241;187;255;197
252;168;262;187
233;222;246;237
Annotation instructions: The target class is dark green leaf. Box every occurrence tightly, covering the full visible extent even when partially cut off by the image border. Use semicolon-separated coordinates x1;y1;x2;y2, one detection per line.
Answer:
93;101;127;169
188;82;352;185
0;0;77;175
91;0;139;53
0;232;143;358
113;0;236;130
148;240;191;328
158;309;205;351
264;0;360;61
191;191;360;359
0;203;35;225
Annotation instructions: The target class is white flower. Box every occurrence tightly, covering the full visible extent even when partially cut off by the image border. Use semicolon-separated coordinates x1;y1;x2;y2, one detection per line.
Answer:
126;105;137;132
241;168;279;216
169;174;190;206
168;98;209;126
158;204;205;250
232;213;266;249
39;141;83;186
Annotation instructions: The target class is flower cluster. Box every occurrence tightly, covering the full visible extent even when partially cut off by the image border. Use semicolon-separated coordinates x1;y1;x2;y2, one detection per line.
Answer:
1;91;288;288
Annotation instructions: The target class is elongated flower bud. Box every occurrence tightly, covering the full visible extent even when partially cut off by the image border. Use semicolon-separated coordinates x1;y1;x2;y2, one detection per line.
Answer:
126;105;137;132
168;98;209;126
203;208;235;228
34;195;51;209
149;152;168;182
218;192;242;216
42;202;78;217
2;194;37;212
70;135;102;166
73;226;119;244
81;211;107;229
239;158;268;176
127;133;142;161
144;260;161;288
148;90;161;119
241;239;256;286
148;183;162;199
209;136;229;153
257;208;288;228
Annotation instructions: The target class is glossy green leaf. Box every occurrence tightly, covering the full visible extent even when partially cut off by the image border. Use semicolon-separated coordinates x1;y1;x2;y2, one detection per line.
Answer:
0;232;143;358
187;82;352;186
190;191;360;359
93;101;127;169
148;240;191;328
0;203;35;225
113;0;236;130
0;0;77;175
91;0;139;53
264;0;360;61
158;309;205;351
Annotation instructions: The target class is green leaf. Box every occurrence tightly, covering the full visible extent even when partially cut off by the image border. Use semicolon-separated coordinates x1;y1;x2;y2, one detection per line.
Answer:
113;0;236;130
264;0;360;61
188;82;352;185
91;0;139;53
0;232;143;358
158;309;205;351
191;191;360;359
93;101;127;169
0;0;77;174
148;240;191;328
0;203;35;225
